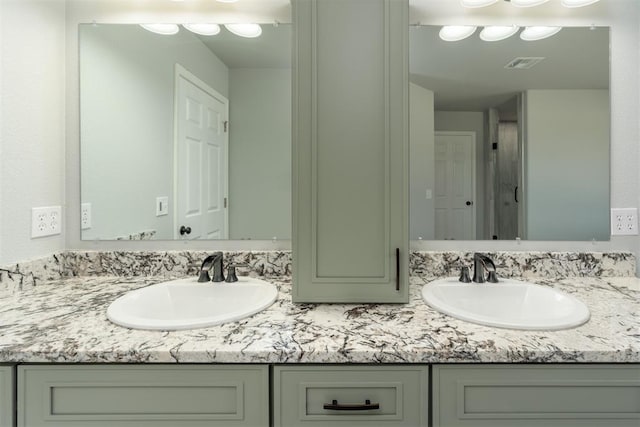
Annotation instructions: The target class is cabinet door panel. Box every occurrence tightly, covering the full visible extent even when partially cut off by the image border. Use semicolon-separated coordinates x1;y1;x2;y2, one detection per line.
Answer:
18;365;268;427
293;0;409;303
433;364;640;427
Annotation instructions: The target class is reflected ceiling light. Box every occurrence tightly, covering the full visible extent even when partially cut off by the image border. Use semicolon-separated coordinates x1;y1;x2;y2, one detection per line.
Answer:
140;24;180;35
520;26;562;41
216;0;239;2
224;23;262;38
183;23;221;36
480;25;520;41
439;26;477;42
511;0;551;7
460;0;500;7
561;0;601;7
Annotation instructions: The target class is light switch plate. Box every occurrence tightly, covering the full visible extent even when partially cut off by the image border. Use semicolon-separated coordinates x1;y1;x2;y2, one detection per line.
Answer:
31;206;62;238
156;196;169;216
611;208;638;235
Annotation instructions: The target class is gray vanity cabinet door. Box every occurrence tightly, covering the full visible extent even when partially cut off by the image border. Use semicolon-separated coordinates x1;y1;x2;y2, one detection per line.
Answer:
433;364;640;427
17;365;269;427
0;366;14;427
292;0;409;303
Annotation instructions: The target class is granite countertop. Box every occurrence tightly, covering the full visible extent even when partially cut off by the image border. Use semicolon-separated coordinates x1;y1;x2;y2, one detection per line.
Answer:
0;273;638;364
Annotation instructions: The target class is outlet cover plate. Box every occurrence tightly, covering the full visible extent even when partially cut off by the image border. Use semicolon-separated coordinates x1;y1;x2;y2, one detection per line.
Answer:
81;203;92;230
611;208;638;236
31;206;62;238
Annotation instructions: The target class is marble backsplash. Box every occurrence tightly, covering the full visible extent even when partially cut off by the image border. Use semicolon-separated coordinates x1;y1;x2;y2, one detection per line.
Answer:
0;250;635;293
409;251;636;279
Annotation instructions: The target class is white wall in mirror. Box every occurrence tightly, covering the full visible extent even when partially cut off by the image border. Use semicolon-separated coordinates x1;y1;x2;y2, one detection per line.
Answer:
79;23;291;241
408;0;637;252
409;25;610;241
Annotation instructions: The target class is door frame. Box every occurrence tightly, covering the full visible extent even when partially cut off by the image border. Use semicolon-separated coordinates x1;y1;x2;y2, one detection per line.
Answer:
434;130;477;240
173;64;229;239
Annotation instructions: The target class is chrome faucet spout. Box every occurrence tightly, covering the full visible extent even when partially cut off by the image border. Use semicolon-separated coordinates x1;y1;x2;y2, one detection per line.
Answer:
210;251;225;282
472;253;499;283
198;252;225;282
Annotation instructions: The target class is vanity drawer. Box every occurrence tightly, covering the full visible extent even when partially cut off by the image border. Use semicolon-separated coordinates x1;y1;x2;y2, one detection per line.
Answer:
273;365;429;426
17;365;269;427
433;364;640;427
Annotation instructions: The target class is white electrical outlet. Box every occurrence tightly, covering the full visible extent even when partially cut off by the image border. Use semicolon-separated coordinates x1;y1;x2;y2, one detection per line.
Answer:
31;206;62;238
81;203;92;230
611;208;638;236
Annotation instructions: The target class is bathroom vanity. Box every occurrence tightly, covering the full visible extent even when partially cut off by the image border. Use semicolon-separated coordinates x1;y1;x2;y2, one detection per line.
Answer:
0;250;638;426
1;0;637;425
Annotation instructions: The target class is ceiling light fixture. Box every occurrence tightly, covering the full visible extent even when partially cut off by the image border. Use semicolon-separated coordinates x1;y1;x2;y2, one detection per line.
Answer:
480;25;520;41
216;0;239;3
224;23;262;38
139;24;180;35
183;23;221;36
561;0;601;7
439;26;477;42
460;0;500;8
511;0;551;7
520;26;562;41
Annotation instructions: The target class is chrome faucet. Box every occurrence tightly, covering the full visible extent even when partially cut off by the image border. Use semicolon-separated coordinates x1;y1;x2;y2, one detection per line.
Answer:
472;253;499;283
197;252;225;282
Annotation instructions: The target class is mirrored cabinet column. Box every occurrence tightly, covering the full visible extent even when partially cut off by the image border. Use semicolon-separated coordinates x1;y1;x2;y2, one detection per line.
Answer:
292;0;409;303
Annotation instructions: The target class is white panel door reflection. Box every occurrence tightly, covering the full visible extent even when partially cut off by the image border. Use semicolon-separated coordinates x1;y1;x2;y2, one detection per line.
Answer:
176;66;228;239
434;131;476;240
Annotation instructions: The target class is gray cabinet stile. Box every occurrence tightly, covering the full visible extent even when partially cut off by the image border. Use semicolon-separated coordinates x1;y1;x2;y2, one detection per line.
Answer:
292;0;410;303
0;366;13;427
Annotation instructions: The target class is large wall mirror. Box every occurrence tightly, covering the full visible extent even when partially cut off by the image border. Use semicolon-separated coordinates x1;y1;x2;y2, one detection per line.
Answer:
409;25;610;241
80;23;291;241
80;22;610;242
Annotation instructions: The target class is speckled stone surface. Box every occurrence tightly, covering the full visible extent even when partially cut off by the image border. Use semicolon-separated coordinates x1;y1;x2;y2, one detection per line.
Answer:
0;251;292;294
409;251;636;279
0;274;637;364
0;250;633;295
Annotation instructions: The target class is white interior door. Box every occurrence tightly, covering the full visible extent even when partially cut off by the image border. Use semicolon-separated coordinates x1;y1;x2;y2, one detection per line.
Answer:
175;65;228;240
434;131;476;240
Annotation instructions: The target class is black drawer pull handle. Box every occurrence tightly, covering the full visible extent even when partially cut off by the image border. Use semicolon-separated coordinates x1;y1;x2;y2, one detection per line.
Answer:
323;399;380;411
396;248;400;291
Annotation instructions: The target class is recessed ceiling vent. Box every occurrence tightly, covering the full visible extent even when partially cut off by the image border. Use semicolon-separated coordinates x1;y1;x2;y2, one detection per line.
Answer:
504;57;545;69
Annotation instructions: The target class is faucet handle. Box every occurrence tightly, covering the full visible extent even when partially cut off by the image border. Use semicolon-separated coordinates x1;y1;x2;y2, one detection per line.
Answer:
459;266;472;283
224;264;249;283
225;266;238;283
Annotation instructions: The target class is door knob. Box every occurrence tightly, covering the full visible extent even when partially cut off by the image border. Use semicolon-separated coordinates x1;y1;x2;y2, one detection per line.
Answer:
179;226;192;235
466;201;474;206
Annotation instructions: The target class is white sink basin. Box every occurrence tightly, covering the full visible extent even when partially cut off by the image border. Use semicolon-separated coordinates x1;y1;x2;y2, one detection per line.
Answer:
422;277;590;330
107;276;278;330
